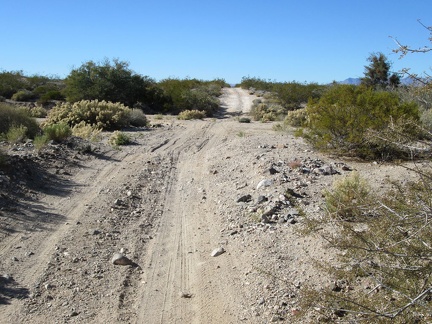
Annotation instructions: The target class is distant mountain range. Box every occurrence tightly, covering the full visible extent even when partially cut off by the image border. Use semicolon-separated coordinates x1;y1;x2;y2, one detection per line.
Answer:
338;77;417;86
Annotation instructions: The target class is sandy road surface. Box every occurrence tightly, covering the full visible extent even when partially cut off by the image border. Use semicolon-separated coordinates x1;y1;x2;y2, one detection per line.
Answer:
0;88;260;323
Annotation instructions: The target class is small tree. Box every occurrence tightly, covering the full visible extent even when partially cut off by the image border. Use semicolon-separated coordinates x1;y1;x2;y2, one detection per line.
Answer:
63;59;158;108
361;52;400;88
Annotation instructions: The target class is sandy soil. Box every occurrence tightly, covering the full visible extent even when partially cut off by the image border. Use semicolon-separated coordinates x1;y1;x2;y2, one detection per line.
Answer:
0;88;422;323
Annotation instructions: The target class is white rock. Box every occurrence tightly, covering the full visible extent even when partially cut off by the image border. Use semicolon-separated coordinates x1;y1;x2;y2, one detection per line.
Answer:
256;179;272;190
211;247;225;257
111;253;133;266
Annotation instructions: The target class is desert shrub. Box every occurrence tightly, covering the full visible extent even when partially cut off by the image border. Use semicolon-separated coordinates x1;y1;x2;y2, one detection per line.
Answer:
0;71;28;98
305;84;420;159
250;102;285;121
420;109;432;130
6;125;28;143
27;106;48;118
0;103;39;139
238;77;325;109
237;76;274;91
63;59;161;109
45;100;131;130
181;89;219;116
238;117;251;123
109;131;131;146
284;108;308;127
11;89;37;101
397;86;432;131
324;172;372;221
71;122;101;141
273;82;323;110
43;123;72;142
158;78;225;114
128;108;148;127
178;109;206;120
301;171;432;322
33;134;49;151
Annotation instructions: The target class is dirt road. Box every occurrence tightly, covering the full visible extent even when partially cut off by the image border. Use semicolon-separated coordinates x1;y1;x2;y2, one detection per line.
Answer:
0;88;267;323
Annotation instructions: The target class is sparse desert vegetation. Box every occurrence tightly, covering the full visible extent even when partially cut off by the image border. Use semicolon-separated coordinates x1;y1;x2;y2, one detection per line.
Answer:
1;30;432;323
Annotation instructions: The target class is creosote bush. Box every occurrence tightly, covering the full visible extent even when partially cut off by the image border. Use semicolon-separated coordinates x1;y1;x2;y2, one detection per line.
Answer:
238;117;251;123
0;103;39;139
305;84;420;159
45;100;131;130
300;171;432;323
177;109;206;120
109;131;131;146
6;125;28;143
128;108;148;127
43;123;72;142
11;89;37;101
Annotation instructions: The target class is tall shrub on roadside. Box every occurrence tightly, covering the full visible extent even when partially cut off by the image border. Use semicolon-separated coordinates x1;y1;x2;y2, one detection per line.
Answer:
305;84;419;159
63;59;158;108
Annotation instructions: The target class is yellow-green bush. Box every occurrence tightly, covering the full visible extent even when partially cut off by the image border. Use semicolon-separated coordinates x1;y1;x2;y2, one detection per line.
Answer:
71;122;101;141
284;108;308;127
5;125;28;143
43;123;72;142
27;106;48;118
45;100;131;130
178;109;206;120
250;102;285;122
109;131;131;146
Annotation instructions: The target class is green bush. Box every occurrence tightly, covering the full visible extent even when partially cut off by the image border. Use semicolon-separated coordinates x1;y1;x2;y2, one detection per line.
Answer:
181;89;220;116
43;123;72;142
33;134;49;151
45;99;131;130
128;108;148;127
0;103;39;139
238;77;325;110
11;90;37;101
305;84;420;159
158;78;225;114
63;59;159;108
0;71;28;98
178;109;206;120
109;131;131;146
6;125;28;143
238;117;251;123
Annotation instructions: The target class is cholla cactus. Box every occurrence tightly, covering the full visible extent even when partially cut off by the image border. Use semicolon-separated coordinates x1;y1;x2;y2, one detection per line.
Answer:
45;100;131;130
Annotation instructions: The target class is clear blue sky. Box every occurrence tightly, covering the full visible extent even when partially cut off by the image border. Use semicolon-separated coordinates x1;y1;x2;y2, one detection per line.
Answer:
0;0;431;84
